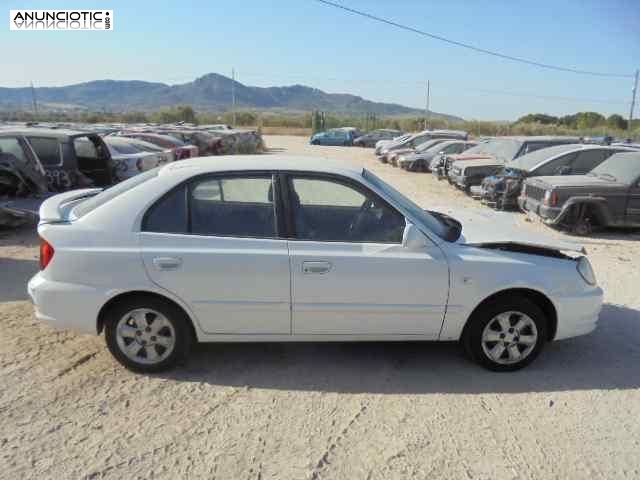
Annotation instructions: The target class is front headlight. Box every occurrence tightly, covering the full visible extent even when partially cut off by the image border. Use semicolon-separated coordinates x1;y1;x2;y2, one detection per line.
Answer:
577;256;596;285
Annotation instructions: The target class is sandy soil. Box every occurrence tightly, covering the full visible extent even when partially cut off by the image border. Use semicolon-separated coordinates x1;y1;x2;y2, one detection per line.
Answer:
1;135;639;479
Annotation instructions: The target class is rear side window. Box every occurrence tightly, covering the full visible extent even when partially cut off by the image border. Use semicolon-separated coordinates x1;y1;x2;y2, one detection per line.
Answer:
190;176;276;237
144;185;187;233
27;137;61;166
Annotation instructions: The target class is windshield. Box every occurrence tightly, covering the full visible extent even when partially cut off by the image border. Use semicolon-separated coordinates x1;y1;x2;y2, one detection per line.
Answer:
510;144;581;171
363;169;451;241
414;139;444;153
589;152;640;183
461;139;522;161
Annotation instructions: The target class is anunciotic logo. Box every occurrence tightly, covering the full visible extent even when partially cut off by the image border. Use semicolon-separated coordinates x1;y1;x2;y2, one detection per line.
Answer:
10;10;113;30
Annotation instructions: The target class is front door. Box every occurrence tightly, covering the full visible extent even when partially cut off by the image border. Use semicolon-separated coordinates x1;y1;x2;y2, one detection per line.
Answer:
140;174;291;334
625;178;640;226
285;174;449;337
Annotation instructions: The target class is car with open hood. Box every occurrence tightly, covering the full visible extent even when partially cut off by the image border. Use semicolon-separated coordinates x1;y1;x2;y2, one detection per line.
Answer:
444;136;581;191
519;151;640;235
29;155;602;373
476;144;636;209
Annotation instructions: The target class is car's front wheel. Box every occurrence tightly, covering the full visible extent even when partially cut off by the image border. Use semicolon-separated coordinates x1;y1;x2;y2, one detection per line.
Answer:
463;296;547;371
104;296;193;373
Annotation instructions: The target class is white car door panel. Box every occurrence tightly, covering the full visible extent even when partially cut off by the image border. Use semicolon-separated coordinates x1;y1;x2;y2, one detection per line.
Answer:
289;241;448;336
140;233;291;334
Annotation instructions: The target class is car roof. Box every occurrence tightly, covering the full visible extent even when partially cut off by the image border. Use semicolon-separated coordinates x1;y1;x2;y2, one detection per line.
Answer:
160;155;363;178
0;128;98;139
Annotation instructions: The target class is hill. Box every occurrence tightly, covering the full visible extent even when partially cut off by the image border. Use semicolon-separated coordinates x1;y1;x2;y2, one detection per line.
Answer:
0;73;462;121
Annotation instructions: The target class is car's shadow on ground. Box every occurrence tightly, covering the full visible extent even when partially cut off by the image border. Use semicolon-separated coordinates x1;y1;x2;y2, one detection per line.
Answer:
158;303;640;394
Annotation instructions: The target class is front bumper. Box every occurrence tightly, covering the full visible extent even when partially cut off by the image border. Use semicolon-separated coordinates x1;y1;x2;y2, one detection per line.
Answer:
518;196;562;222
553;286;604;340
28;272;104;335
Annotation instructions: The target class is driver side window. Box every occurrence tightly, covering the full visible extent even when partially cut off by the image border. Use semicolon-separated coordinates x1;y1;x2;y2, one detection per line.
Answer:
289;176;405;243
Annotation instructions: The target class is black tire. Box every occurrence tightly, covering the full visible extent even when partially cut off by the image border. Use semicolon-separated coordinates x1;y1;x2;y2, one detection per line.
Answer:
104;295;193;373
462;295;548;372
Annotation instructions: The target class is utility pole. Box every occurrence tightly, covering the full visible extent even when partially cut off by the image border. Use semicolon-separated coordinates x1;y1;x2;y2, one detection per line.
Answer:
231;68;236;127
629;69;639;133
424;80;430;131
30;81;38;116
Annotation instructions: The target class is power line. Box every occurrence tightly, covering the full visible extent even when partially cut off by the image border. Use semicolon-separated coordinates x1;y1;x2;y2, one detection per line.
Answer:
239;71;628;106
313;0;634;79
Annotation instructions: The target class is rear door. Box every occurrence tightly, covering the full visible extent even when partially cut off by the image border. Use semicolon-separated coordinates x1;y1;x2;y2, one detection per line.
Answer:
285;173;449;337
140;173;291;334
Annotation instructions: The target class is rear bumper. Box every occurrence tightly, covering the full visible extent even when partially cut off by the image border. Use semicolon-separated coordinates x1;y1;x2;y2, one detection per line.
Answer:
28;272;103;335
518;196;562;222
553;286;604;340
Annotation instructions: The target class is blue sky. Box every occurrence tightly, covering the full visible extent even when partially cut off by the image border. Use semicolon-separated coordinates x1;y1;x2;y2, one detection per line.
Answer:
3;0;640;120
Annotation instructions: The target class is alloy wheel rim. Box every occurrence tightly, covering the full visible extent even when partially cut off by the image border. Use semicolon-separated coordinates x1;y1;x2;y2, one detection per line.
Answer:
115;308;176;365
481;311;538;365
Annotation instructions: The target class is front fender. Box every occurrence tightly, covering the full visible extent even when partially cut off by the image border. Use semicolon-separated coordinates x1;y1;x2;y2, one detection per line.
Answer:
552;197;611;225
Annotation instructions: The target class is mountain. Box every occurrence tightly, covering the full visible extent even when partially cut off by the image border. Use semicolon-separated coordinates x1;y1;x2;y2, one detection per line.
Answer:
0;73;462;121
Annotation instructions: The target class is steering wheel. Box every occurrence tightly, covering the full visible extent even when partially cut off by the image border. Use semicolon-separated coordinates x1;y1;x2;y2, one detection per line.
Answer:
348;198;374;239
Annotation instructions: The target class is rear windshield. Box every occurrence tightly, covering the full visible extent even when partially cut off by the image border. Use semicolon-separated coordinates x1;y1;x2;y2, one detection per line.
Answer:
71;169;158;219
108;141;143;155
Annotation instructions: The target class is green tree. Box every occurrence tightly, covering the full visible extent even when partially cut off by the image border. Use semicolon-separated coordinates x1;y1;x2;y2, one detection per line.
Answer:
607;114;627;130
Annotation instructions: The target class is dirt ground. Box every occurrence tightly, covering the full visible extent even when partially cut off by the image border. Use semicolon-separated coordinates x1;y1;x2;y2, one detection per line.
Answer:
1;135;640;479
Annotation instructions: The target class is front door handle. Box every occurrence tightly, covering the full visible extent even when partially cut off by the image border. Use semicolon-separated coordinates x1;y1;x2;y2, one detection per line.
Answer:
302;261;332;275
153;257;182;270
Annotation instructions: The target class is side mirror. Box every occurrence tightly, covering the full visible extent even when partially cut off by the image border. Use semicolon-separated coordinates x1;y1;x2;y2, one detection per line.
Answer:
556;165;572;175
402;223;428;250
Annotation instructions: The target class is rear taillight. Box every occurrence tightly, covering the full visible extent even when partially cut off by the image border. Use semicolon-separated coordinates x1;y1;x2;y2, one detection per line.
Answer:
39;237;55;270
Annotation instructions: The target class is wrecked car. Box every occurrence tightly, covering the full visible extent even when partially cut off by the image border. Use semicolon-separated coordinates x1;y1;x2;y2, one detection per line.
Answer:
377;130;468;163
102;137;171;181
353;129;404;148
443;136;581;191
0;128;115;225
0;129;114;192
518;151;640;235
476;144;635;209
398;140;477;172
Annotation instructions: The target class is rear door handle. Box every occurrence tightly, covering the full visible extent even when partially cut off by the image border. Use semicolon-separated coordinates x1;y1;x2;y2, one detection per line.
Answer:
153;257;182;270
302;261;332;274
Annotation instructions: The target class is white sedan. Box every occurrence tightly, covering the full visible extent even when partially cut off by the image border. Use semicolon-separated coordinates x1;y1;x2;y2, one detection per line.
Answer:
28;156;603;373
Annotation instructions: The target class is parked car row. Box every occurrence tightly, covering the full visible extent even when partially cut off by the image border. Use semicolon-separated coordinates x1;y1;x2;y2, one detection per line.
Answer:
0;122;266;227
371;132;640;235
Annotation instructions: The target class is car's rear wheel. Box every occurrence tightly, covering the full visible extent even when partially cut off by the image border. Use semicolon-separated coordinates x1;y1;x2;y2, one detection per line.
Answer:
104;296;193;373
463;296;547;371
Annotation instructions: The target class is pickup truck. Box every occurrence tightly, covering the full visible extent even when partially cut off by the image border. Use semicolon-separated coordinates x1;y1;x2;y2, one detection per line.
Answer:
518;151;640;235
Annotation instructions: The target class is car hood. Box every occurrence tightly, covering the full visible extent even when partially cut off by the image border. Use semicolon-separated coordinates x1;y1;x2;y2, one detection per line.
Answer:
453;158;505;169
449;153;494;161
528;174;626;189
430;206;585;253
